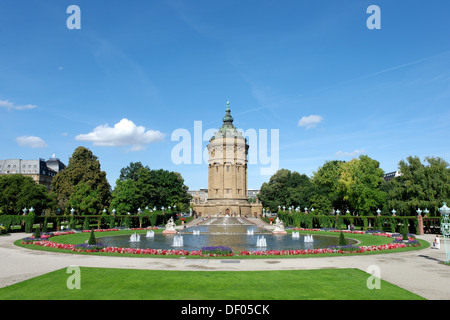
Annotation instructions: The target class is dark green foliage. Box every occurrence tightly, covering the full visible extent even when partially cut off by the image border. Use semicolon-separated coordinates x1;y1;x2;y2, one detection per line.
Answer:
83;217;90;230
51;146;111;214
339;231;347;246
110;162;191;215
88;229;96;245
0;174;56;215
33;226;41;239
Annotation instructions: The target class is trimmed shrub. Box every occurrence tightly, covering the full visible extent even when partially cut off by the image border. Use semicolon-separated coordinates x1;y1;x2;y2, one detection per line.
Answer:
88;229;96;245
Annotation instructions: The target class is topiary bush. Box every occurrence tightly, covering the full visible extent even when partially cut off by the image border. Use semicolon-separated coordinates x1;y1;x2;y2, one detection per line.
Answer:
88;229;96;245
339;231;347;246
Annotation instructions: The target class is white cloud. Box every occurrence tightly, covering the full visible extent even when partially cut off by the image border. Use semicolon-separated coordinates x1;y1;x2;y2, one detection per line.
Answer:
0;99;38;111
16;136;48;148
75;118;165;151
335;149;365;158
298;115;323;129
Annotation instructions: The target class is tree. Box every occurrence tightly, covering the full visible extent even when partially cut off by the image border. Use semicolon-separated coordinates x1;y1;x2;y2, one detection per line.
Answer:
119;161;148;181
337;155;386;215
258;169;315;211
0;175;55;215
51;146;111;214
110;179;143;214
385;156;450;216
67;182;102;215
110;163;191;214
312;160;346;210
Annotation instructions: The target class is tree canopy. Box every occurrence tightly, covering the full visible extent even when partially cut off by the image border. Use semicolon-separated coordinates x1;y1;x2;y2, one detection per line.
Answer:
110;162;191;214
258;154;449;216
384;156;449;216
51;146;111;214
0;175;56;215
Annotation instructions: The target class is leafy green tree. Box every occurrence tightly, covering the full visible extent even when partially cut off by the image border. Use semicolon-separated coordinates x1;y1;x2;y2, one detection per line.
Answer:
110;179;143;214
51;146;111;214
258;169;315;211
119;161;148;181
67;182;102;215
0;174;55;215
309;194;333;215
110;163;191;214
312;160;346;209
337;155;386;215
385;156;449;216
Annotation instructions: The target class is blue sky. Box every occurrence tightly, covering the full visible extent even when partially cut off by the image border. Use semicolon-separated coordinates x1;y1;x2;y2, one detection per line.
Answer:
1;0;449;190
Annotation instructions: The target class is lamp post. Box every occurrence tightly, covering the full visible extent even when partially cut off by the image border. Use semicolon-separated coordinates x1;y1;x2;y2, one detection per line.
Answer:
376;209;381;216
439;203;450;262
416;208;424;235
391;209;396;216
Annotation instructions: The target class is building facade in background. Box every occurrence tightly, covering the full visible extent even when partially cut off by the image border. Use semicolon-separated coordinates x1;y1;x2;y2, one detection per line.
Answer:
0;156;66;189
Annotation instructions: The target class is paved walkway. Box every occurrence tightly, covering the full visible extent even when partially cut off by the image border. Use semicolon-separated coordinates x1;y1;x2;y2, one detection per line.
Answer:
0;229;449;300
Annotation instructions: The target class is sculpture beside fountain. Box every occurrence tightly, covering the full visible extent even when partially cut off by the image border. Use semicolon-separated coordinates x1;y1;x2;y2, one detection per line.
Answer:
272;217;287;234
163;217;177;234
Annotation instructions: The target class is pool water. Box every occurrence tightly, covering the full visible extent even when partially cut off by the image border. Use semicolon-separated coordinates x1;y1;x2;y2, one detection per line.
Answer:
99;217;356;252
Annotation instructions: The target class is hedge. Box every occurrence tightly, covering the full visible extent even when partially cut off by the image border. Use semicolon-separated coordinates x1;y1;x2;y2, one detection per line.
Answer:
276;212;426;234
0;210;179;233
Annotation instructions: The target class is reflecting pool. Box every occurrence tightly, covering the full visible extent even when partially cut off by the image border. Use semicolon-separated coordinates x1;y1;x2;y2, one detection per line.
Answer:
99;217;356;252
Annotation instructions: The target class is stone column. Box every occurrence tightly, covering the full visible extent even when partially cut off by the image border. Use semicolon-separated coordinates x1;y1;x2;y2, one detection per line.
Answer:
417;215;424;235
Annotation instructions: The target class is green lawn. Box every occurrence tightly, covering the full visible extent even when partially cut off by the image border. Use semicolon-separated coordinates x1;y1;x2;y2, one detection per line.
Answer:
0;267;425;300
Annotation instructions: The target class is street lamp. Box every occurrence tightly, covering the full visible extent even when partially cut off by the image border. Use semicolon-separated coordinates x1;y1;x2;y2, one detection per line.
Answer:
424;208;429;216
70;208;75;215
336;209;340;215
376;209;381;216
439;203;450;262
416;208;422;216
112;208;116;216
391;209;396;216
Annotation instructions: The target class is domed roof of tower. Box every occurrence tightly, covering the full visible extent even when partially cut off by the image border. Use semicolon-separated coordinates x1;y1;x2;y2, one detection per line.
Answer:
210;101;247;142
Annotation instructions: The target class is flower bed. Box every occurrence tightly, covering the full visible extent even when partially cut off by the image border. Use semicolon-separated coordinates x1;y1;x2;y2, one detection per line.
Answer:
21;228;421;257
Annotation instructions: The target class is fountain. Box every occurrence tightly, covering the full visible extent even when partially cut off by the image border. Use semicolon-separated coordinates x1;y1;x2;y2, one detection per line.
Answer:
130;233;141;242
100;216;355;252
256;236;267;247
146;230;154;238
173;234;184;247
